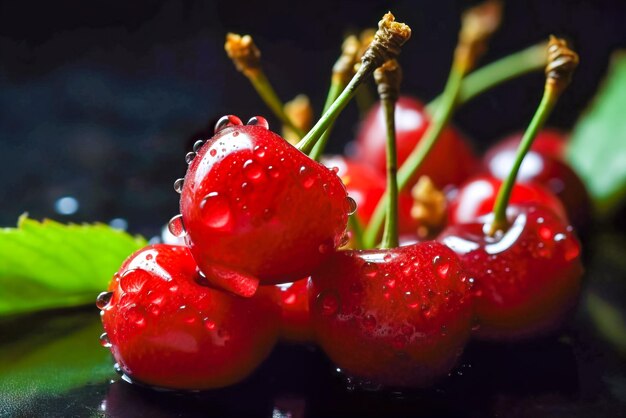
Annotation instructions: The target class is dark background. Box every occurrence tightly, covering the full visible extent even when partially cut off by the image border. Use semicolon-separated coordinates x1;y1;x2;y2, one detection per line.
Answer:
1;0;625;236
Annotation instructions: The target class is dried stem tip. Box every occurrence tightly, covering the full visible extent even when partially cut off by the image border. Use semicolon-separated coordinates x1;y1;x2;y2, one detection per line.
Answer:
225;33;261;77
361;13;412;70
332;35;361;85
374;59;402;102
545;35;579;94
410;176;447;239
282;94;313;144
456;0;503;71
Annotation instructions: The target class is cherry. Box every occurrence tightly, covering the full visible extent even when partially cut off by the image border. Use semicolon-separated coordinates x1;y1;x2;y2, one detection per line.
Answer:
98;244;280;390
178;116;351;296
274;279;313;343
310;242;473;387
483;132;591;232
448;174;568;225
439;204;583;340
490;128;568;161
354;96;478;189
322;155;417;237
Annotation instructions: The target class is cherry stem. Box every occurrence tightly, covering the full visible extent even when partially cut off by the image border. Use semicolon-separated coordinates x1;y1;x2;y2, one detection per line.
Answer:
363;67;464;248
249;72;306;138
489;36;579;235
296;12;411;155
309;80;344;161
349;214;365;249
426;41;548;113
489;90;558;233
376;60;402;249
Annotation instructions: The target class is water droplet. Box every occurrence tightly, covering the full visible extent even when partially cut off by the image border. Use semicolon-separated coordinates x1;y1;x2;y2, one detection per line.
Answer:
232;131;240;137
432;256;451;279
361;262;378;278
247;116;269;129
539;226;553;241
168;214;187;237
346;196;358;215
331;166;340;174
241;182;253;194
268;166;280;179
363;314;377;331
193;140;204;152
209;149;217;157
173;178;184;194
169;284;179;293
404;291;420;309
318;292;339;316
179;306;197;324
126;307;145;327
145;253;153;261
99;332;111;348
185;152;196;164
200;192;232;229
243;159;265;182
253;145;266;158
563;237;580;261
318;240;333;254
96;291;114;310
383;253;393;262
204;319;217;330
215;115;243;133
300;166;316;189
339;231;350;247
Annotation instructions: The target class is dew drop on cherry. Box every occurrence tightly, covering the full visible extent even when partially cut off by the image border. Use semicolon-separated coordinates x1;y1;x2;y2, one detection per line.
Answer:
200;192;232;229
126;307;146;327
243;159;265;182
185;152;196;164
363;315;377;331
300;166;316;189
192;140;204;152
214;115;243;133
339;231;350;247
247;116;269;129
168;214;187;237
318;292;340;316
204;319;217;330
173;178;184;194
562;237;581;261
346;196;358;215
361;262;378;278
268;166;280;179
96;291;114;310
209;149;217;157
253;146;266;158
99;332;112;348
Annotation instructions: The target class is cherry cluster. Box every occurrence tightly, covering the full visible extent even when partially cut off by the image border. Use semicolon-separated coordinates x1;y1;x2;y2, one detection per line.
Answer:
96;9;586;391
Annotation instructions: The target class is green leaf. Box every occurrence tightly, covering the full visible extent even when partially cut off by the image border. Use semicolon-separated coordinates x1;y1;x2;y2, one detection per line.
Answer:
0;311;114;415
0;215;147;316
567;51;626;215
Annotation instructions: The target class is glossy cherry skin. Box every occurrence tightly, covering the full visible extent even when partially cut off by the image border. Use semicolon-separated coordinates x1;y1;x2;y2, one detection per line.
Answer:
274;279;313;343
491;128;568;161
99;244;280;390
448;174;568;225
439;204;583;340
354;96;478;189
322;155;417;236
310;242;473;387
483;134;591;232
180;119;350;295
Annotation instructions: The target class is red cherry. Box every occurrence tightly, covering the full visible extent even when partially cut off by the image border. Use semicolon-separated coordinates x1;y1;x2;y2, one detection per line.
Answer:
274;279;313;343
99;244;279;390
483;134;591;231
310;242;473;387
439;204;583;340
322;155;417;236
354;96;478;189
492;128;568;161
179;116;350;295
448;174;567;225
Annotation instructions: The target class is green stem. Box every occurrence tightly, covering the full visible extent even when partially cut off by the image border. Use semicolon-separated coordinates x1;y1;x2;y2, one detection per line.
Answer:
363;68;464;248
489;88;558;233
309;80;344;161
250;72;305;139
426;41;547;114
349;215;365;250
380;96;399;249
296;65;369;155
